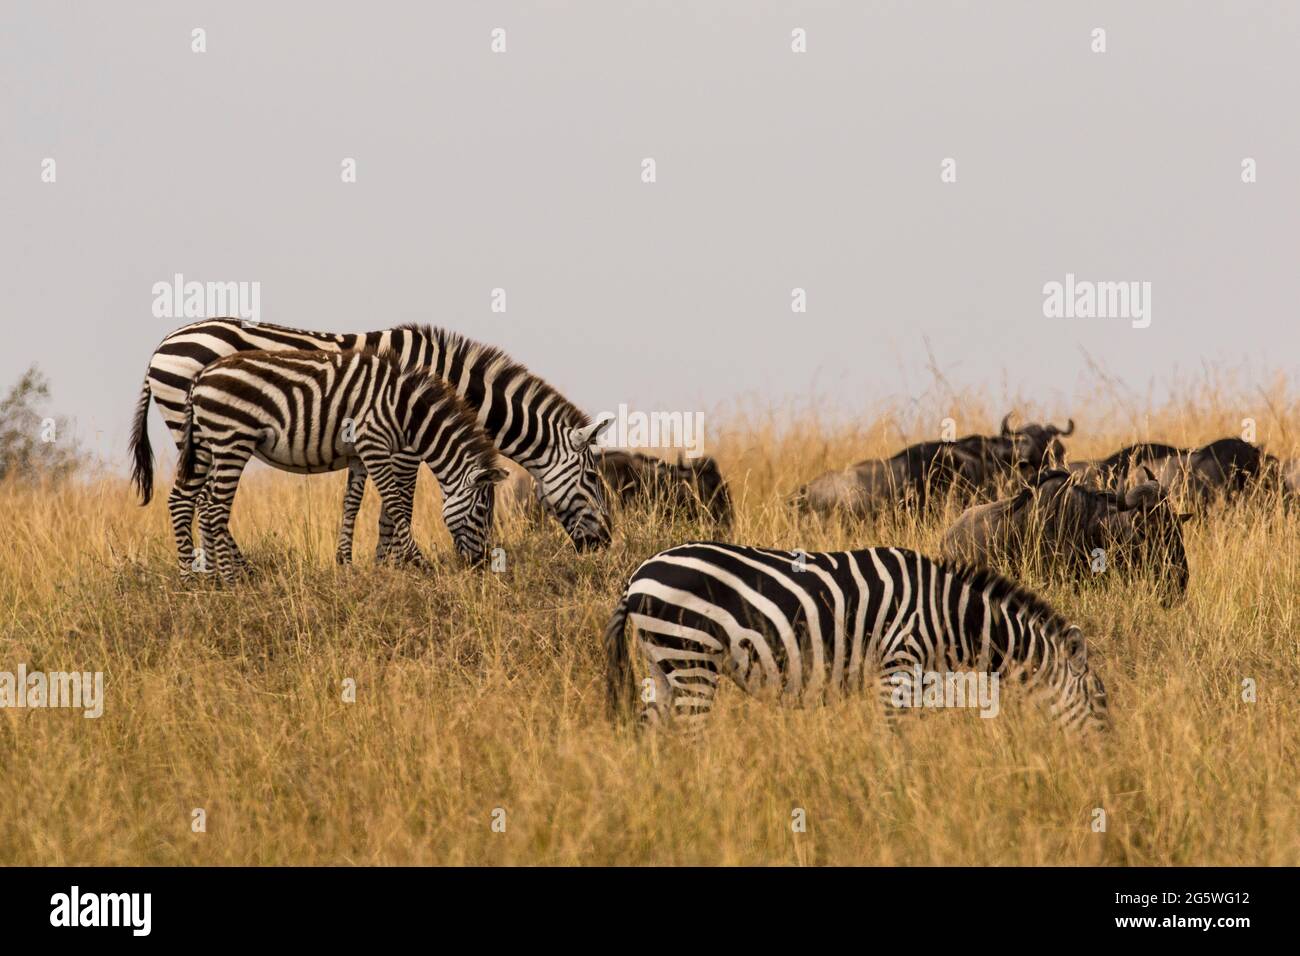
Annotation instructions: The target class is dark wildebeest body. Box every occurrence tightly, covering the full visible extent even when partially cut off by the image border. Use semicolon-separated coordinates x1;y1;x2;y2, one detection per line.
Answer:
941;469;1189;605
1149;438;1276;508
794;415;1074;518
597;450;732;527
1069;442;1185;487
1072;438;1278;509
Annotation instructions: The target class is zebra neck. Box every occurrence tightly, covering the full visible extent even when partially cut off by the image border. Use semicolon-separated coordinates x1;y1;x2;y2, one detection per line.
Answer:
400;384;475;487
411;327;584;468
987;600;1056;676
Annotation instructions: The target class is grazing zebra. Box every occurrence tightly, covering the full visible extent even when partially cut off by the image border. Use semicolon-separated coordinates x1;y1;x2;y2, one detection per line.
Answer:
605;543;1109;735
174;349;506;582
129;319;612;566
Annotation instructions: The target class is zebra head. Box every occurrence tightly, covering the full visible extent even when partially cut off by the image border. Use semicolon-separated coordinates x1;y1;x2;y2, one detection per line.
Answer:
537;417;615;551
441;465;508;566
1050;624;1110;736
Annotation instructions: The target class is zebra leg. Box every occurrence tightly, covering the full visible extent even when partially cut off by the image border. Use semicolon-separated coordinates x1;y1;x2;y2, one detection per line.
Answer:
197;445;253;585
202;487;253;578
634;626;723;735
357;449;430;569
224;515;252;574
336;458;368;565
169;449;210;575
374;455;419;563
876;652;925;730
189;481;253;577
661;656;721;735
375;503;394;562
636;650;674;729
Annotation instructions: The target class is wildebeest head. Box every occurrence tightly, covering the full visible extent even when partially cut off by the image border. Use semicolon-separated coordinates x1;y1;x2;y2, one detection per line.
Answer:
1094;469;1190;604
1001;413;1075;470
597;449;733;528
677;452;733;527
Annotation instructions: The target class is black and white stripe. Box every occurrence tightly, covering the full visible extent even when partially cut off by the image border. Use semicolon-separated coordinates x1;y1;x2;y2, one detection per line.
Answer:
605;543;1110;734
130;319;612;555
174;349;505;582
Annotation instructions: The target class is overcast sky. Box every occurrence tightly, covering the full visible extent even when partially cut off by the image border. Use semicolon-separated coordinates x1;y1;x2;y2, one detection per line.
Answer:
2;1;1296;464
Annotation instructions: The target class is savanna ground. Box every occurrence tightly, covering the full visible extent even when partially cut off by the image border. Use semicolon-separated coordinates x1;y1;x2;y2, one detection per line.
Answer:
2;379;1298;866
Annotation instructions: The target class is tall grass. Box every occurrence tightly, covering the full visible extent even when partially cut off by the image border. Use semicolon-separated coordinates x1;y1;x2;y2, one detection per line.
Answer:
0;387;1297;865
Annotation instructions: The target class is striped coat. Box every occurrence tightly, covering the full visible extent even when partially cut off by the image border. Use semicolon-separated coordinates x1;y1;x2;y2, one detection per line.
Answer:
175;349;504;581
129;319;612;561
606;543;1109;735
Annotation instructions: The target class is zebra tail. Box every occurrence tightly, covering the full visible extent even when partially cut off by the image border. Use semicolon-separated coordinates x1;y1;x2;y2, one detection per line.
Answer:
128;374;155;505
176;392;198;485
603;592;635;719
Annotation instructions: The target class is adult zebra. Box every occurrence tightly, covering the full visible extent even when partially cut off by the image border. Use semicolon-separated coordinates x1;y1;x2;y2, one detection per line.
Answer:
177;349;506;582
129;319;613;564
605;543;1110;735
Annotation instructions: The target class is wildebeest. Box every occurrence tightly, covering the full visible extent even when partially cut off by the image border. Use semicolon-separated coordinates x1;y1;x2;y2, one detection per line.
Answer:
500;449;732;527
792;415;1074;519
596;450;733;527
1068;442;1184;487
941;468;1189;605
1071;438;1279;509
998;413;1075;471
1145;438;1278;509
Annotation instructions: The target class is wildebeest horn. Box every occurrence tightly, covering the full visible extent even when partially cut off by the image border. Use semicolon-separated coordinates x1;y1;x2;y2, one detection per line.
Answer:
1000;413;1013;436
1141;465;1156;481
1051;418;1076;437
1124;478;1161;511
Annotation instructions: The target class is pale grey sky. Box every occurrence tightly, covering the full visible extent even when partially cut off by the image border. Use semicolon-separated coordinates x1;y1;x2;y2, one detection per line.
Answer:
2;1;1296;464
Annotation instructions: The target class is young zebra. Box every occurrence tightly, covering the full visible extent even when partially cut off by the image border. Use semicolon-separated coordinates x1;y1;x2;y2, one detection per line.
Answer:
605;543;1110;735
129;319;612;571
174;349;506;583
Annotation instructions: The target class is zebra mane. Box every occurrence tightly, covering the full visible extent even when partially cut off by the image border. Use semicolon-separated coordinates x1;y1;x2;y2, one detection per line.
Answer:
935;558;1071;636
398;323;593;430
365;347;501;474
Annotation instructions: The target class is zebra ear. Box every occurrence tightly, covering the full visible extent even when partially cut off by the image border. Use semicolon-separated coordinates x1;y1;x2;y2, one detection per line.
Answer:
571;415;615;450
1064;625;1087;674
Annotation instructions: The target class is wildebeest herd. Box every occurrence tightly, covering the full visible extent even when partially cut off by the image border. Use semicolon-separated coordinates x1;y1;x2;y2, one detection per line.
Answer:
130;320;1296;738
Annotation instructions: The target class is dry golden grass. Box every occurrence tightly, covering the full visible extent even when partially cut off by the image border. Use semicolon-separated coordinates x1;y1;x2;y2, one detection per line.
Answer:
2;384;1298;865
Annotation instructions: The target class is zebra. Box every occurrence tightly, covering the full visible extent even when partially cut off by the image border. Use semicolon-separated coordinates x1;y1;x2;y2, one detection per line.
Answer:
174;349;506;582
604;542;1110;735
129;319;612;569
